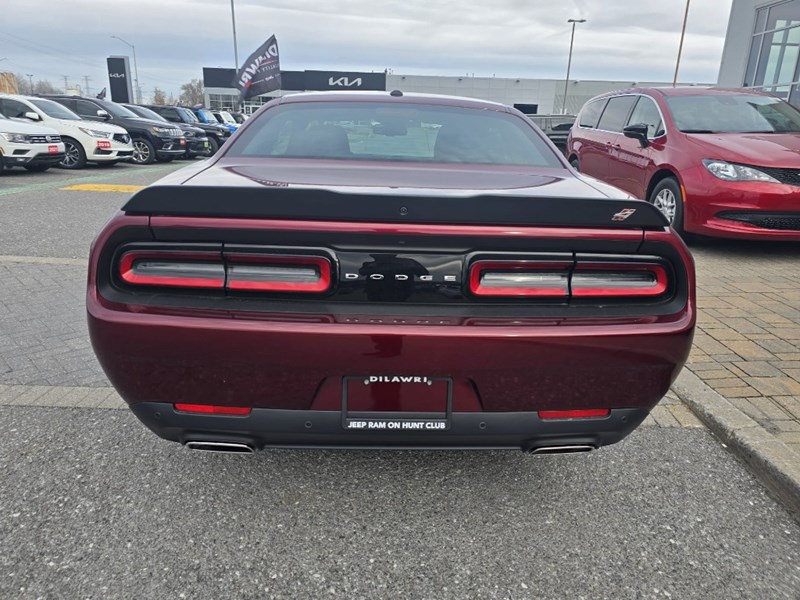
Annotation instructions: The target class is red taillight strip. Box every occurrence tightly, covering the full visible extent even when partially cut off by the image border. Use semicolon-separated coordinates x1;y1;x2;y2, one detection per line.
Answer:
174;403;252;416
571;263;668;298
225;254;332;293
119;251;225;289
469;260;571;297
538;409;611;420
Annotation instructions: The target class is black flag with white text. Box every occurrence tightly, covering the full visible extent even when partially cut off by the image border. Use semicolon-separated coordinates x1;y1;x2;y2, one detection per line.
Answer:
233;35;281;99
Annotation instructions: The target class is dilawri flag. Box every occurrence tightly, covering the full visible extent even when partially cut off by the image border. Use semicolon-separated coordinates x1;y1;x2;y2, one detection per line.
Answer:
233;35;281;99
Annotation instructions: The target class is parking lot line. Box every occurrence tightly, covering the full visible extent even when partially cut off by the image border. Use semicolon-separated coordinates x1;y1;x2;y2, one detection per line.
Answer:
61;183;145;193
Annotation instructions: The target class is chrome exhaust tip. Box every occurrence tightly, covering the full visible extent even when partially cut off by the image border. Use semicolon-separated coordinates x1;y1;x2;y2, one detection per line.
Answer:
185;441;254;454
530;445;595;455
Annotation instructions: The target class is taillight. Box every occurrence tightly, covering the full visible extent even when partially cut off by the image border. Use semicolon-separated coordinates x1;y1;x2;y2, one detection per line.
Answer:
226;254;331;293
119;251;225;289
117;249;332;294
174;403;252;415
571;262;668;298
469;260;571;297
469;258;670;299
538;409;610;420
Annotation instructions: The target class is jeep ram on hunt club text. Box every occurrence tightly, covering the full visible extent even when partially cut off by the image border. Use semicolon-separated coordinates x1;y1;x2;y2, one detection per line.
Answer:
87;92;695;454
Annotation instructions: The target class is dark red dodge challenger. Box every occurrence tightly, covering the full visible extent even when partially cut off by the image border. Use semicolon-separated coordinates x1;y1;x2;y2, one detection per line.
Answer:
88;92;695;454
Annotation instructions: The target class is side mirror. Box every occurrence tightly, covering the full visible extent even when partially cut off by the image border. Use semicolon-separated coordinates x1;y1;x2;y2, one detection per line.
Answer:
96;109;111;121
23;111;42;122
623;123;650;148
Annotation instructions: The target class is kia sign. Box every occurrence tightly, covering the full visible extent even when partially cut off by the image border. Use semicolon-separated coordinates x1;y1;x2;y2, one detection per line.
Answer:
304;71;385;91
107;56;133;103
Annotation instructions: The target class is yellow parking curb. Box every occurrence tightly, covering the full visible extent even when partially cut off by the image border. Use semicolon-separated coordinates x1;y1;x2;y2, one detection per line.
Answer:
61;184;145;193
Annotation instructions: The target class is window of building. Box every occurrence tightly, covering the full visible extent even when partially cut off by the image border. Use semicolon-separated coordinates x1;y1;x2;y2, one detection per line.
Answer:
745;0;800;104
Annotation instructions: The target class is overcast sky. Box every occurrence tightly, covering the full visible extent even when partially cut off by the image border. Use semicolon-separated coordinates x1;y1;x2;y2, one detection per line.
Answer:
2;0;733;99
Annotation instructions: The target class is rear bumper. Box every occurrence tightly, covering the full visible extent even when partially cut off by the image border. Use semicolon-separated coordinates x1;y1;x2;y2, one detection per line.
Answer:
130;402;649;451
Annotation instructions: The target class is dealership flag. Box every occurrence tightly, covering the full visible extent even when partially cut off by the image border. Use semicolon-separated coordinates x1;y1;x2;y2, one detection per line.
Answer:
233;35;281;99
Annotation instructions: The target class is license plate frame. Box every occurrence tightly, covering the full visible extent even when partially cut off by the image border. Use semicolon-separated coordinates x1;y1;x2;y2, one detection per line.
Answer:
341;376;453;432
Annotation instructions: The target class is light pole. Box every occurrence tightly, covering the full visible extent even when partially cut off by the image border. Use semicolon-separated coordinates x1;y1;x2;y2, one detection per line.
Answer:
562;18;586;115
27;74;34;94
111;35;141;103
230;0;239;70
673;0;691;86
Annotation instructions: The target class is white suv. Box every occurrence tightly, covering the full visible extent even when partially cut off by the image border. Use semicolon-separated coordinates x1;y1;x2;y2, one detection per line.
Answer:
0;95;133;169
0;110;65;173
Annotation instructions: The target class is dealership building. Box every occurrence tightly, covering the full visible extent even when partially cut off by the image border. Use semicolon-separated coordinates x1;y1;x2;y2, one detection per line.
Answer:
719;0;800;105
203;67;683;115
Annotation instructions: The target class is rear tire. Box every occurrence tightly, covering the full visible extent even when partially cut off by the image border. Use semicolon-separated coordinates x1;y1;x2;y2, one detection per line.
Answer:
132;138;156;165
59;137;87;169
648;177;686;236
207;136;220;155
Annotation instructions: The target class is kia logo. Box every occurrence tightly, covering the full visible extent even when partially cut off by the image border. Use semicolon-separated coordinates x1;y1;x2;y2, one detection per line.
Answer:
329;76;362;88
109;73;125;78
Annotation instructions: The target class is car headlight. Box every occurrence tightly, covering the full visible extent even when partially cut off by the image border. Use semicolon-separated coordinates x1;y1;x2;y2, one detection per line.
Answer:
702;160;779;183
78;127;111;139
1;132;30;143
183;130;196;138
151;126;172;135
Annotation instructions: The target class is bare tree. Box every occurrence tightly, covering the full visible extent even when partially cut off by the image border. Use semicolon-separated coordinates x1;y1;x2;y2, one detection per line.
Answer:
166;92;176;106
33;80;62;94
179;79;204;106
151;87;167;105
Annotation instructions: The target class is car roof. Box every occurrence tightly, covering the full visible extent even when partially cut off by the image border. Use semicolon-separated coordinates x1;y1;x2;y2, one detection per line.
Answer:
275;90;513;112
593;86;777;100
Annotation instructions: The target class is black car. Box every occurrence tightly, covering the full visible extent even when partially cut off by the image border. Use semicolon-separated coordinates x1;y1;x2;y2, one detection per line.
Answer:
142;104;230;155
123;104;210;159
45;96;185;164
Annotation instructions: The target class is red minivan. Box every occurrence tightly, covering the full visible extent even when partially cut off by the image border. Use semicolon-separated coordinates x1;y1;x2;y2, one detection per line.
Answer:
567;87;800;240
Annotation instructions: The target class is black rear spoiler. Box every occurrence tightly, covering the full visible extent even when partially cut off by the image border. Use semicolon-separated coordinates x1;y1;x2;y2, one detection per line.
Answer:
122;185;669;229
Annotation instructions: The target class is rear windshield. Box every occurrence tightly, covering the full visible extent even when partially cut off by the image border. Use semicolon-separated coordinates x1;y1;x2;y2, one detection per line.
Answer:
665;94;800;133
227;102;562;167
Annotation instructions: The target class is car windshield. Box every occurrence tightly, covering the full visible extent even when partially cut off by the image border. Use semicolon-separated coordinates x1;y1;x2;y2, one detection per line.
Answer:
219;111;237;124
227;101;561;167
29;98;81;120
179;108;199;122
665;94;800;133
128;105;167;122
198;109;217;122
101;102;139;119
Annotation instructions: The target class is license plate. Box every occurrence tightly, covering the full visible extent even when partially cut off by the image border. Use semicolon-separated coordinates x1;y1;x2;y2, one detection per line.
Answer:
203;141;209;148
341;376;452;431
179;139;186;146
48;145;59;154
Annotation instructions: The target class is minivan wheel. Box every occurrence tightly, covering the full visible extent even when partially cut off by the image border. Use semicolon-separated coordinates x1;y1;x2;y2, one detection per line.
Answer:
649;177;685;235
132;138;156;165
59;138;87;169
569;157;580;172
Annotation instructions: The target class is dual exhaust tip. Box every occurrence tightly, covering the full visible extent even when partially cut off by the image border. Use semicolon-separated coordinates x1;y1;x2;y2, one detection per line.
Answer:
185;441;595;455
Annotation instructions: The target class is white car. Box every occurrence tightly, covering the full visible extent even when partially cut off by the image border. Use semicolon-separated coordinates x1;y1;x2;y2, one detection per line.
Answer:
0;110;65;173
0;94;133;169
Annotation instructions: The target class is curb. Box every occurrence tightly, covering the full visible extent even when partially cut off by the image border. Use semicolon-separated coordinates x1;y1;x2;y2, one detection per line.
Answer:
672;369;800;521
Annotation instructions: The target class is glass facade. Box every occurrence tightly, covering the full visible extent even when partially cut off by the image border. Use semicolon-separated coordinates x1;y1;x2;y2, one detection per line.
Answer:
745;0;800;105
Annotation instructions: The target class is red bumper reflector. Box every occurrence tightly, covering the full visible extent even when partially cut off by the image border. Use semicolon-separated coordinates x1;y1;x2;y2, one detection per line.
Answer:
174;403;252;416
538;409;611;420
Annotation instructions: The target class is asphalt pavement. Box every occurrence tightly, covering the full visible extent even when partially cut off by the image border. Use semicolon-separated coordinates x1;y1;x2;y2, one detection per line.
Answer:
1;163;799;599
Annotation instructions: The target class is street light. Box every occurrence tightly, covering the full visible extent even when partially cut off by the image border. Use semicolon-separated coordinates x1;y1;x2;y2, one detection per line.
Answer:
230;0;239;70
111;35;141;103
673;0;691;86
27;74;34;94
562;18;586;115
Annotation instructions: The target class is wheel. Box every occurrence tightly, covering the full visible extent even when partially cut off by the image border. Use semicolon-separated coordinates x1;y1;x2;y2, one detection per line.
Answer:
649;177;685;235
24;164;50;172
131;138;156;165
207;136;220;155
95;161;119;168
58;138;87;169
569;157;580;172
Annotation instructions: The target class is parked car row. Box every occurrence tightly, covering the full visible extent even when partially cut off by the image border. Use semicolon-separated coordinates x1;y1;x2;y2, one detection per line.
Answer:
0;93;236;173
564;86;800;241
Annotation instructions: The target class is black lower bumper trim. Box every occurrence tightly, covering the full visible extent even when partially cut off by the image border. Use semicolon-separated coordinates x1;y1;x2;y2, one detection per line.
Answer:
129;403;649;451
